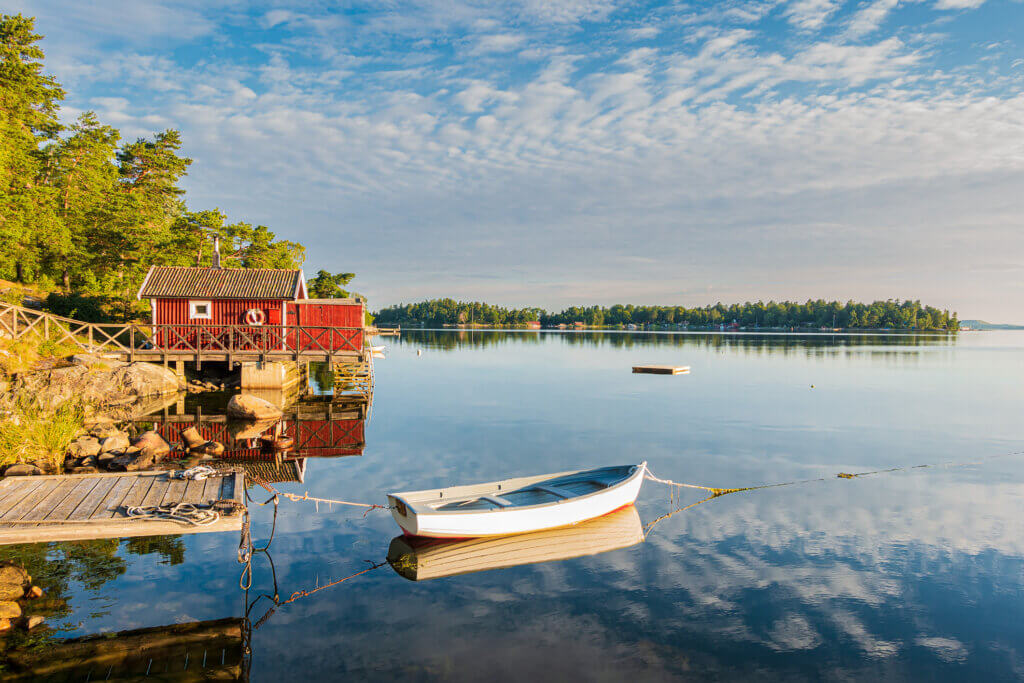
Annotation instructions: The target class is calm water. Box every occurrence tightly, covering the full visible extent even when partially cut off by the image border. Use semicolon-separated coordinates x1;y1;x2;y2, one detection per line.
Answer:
3;330;1024;681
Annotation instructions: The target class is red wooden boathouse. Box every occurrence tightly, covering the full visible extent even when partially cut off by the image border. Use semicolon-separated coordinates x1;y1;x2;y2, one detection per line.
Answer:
136;266;364;354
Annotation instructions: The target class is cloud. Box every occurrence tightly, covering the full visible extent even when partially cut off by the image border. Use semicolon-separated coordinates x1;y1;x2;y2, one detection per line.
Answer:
469;33;527;54
785;0;843;30
12;0;1024;315
844;0;902;39
934;0;986;8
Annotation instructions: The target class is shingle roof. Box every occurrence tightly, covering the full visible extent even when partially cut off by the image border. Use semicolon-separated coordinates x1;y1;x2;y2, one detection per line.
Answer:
137;266;304;300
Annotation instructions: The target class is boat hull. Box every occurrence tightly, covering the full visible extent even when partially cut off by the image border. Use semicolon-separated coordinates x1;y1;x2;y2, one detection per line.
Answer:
388;464;645;538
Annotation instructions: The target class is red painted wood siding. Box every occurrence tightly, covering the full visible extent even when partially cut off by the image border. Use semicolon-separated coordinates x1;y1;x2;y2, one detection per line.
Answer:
150;298;362;352
287;301;364;352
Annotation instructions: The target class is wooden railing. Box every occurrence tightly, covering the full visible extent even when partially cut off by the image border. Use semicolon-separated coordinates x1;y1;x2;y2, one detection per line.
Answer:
0;302;364;360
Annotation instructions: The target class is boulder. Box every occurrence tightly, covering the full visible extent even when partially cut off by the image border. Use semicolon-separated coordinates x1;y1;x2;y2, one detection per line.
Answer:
67;436;101;458
89;422;121;439
99;433;130;453
25;586;42;599
3;464;42;477
180;427;206;450
96;452;117;468
192;441;225;457
23;615;45;629
226;394;282;420
12;360;184;412
125;451;155;471
68;466;99;474
0;618;10;632
132;430;170;460
0;585;24;601
0;564;30;588
0;602;21;619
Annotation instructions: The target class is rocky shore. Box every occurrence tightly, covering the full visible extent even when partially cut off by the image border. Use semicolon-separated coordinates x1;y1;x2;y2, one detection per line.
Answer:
0;562;45;634
2;353;182;415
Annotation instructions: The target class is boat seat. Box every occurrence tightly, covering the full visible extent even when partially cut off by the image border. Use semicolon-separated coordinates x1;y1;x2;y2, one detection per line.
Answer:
534;485;577;499
479;495;514;507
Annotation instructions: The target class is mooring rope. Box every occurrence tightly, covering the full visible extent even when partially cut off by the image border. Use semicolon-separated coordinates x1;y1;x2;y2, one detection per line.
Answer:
251;477;391;516
642;448;1024;501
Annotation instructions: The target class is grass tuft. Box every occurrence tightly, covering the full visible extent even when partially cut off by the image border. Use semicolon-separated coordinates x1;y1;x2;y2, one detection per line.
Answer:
0;400;85;473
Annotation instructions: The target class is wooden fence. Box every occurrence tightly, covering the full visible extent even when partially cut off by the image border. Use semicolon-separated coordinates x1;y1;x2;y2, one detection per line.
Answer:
0;301;365;363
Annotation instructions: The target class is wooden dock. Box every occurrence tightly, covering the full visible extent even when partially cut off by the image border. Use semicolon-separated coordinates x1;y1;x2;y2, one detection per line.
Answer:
0;471;244;545
632;364;691;375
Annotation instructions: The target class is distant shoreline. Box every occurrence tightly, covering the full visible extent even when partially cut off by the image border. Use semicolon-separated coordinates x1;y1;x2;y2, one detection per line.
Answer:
394;325;966;334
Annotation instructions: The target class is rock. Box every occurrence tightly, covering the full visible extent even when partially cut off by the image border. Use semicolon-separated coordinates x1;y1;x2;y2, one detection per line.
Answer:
66;436;101;458
25;586;42;599
0;564;30;587
124;451;155;471
31;459;58;474
0;585;24;601
99;433;130;453
97;452;117;468
132;430;170;460
180;427;206;449
24;615;45;629
68;466;100;474
226;394;282;420
13;361;184;412
0;602;21;619
228;418;278;439
3;464;42;477
0;619;10;632
89;422;121;439
192;441;224;457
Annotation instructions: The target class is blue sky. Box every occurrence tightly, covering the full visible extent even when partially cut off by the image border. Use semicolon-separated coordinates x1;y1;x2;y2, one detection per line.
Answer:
13;0;1024;319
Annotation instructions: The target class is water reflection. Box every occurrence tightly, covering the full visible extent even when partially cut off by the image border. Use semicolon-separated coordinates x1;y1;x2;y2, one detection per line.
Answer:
1;330;1021;681
386;505;645;581
396;328;959;355
2;617;245;680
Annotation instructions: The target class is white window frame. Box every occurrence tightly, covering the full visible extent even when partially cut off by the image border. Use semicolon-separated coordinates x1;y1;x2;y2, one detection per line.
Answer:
189;300;213;320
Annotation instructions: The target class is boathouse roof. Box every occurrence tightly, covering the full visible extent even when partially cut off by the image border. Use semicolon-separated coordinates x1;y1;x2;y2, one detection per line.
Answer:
137;266;305;300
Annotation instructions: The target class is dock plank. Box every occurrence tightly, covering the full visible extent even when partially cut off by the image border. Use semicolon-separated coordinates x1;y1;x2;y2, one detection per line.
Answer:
94;476;137;518
43;478;101;521
19;479;83;522
0;479;58;520
108;476;156;518
0;472;245;545
67;477;120;520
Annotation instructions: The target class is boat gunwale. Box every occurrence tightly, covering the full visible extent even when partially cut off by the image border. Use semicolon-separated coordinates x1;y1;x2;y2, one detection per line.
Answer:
388;463;644;517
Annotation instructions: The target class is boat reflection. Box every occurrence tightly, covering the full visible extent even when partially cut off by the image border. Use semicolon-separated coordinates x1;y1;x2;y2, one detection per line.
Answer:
386;505;645;581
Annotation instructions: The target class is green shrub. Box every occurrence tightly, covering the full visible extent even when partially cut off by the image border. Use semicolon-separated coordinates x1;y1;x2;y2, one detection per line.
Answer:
0;400;85;472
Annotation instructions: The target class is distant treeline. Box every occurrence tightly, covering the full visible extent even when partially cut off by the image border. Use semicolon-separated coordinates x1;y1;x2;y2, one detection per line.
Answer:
375;299;960;330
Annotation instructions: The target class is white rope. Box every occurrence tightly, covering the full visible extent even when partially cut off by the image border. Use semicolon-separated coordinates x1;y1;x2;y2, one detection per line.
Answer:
125;502;221;526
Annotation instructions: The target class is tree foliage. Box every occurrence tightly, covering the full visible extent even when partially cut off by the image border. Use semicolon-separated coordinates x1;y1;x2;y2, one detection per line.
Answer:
376;298;959;331
308;269;356;299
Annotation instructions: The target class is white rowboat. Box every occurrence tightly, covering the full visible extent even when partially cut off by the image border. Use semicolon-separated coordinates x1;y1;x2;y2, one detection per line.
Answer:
386;462;646;538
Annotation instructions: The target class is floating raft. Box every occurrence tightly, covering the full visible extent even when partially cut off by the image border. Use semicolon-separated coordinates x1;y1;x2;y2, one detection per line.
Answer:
632;365;690;375
0;471;244;545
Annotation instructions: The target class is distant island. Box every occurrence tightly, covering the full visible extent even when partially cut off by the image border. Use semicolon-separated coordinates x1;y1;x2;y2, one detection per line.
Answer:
959;320;1024;331
375;299;960;331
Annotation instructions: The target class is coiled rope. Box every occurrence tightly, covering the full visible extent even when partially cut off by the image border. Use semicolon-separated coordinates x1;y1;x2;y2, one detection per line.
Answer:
124;502;221;526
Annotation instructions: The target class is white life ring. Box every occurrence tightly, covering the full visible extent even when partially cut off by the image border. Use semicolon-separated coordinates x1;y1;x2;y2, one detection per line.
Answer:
244;308;266;326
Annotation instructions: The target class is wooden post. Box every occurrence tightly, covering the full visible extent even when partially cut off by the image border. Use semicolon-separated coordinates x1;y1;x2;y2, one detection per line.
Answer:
130;326;135;363
88;325;93;351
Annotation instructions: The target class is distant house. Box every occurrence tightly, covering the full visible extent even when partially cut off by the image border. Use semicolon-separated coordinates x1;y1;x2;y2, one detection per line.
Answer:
573;321;585;328
526;320;541;329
